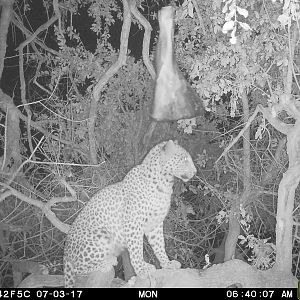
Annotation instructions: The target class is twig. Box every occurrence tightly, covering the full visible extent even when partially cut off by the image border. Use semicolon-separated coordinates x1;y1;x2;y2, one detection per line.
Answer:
53;0;62;34
58;178;77;198
1;107;8;171
14;13;58;159
19;39;34;154
241;91;251;191
216;104;293;165
32;60;52;95
191;0;206;35
0;90;87;153
15;15;58;51
4;137;44;188
216;105;261;164
11;13;59;56
28;160;105;167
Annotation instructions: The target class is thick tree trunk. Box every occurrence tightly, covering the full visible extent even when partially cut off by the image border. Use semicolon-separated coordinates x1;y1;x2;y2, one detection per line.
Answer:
275;119;300;272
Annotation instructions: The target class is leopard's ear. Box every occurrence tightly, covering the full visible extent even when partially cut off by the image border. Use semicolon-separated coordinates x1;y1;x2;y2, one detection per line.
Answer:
162;140;176;155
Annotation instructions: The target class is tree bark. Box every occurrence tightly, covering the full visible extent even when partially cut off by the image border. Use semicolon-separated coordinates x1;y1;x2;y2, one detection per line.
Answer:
275;119;300;272
0;0;14;79
224;91;251;261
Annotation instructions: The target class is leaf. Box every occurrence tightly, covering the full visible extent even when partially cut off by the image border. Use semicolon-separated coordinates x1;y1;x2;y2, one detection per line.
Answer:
203;90;210;97
222;20;235;33
239;21;251;31
214;25;221;33
225;9;235;21
204;189;210;196
182;0;189;7
180;9;188;19
277;13;290;26
283;0;291;10
240;219;247;227
236;6;249;18
283;58;289;66
222;1;229;13
188;1;194;18
255;126;262;140
238;235;246;241
185;204;195;215
188;185;198;194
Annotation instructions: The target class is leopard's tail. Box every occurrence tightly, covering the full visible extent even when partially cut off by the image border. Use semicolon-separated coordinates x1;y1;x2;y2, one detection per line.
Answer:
64;258;76;288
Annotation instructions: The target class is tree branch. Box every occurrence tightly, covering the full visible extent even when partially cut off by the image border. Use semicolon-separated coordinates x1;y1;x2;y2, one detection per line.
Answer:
0;89;87;154
129;0;155;80
16;13;58;159
0;90;21;174
241;91;251;191
284;24;298;95
0;0;14;79
16;15;58;51
4;137;44;188
19;41;34;155
88;0;132;163
260;137;286;186
11;13;59;56
216;104;293;164
0;186;72;233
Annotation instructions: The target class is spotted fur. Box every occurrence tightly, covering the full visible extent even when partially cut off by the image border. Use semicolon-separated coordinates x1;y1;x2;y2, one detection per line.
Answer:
63;140;197;287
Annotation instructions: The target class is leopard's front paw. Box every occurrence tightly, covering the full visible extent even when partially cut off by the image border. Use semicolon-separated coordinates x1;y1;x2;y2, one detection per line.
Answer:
136;262;156;278
161;259;181;270
127;276;137;286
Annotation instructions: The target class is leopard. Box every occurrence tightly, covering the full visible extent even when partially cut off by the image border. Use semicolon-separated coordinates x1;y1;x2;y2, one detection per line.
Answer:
63;140;197;287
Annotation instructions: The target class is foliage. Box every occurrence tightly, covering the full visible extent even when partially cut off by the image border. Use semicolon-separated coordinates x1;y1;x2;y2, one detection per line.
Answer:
239;235;276;270
173;0;299;276
0;0;299;287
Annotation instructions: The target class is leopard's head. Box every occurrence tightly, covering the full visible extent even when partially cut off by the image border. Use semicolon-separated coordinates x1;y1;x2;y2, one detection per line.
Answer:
159;140;196;182
143;140;196;182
